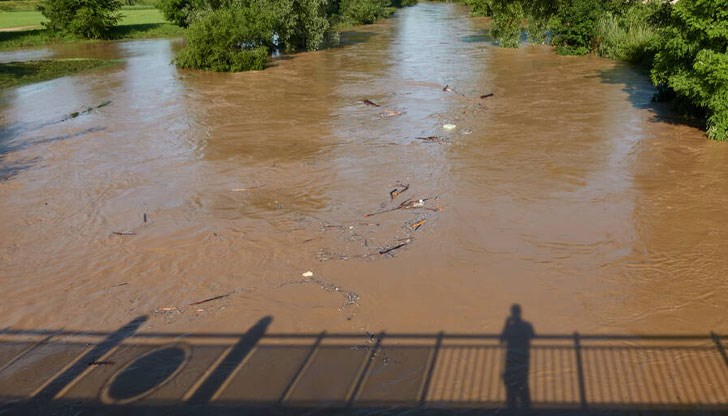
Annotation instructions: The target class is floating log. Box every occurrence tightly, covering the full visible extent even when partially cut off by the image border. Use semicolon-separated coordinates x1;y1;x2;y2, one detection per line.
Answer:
362;99;381;107
188;293;231;306
379;242;407;255
411;219;427;230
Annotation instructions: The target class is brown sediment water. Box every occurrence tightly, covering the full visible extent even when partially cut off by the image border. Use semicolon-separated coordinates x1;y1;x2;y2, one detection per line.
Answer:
1;2;727;341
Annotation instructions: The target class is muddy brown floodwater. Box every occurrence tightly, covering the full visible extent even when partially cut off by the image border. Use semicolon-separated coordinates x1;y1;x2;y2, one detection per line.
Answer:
1;3;727;342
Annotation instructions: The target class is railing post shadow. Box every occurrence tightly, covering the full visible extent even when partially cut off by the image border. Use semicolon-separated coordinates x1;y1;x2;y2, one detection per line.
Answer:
573;331;588;410
711;331;728;368
35;315;148;402
187;315;272;405
418;330;444;406
278;331;326;404
347;331;385;407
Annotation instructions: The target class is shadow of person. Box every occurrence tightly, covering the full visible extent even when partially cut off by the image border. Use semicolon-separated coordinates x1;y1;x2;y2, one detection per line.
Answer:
500;304;535;410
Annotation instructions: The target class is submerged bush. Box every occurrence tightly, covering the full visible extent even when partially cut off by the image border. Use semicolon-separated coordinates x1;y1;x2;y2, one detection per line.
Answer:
651;0;728;141
594;3;659;64
275;0;333;51
175;6;272;71
339;0;393;25
551;0;603;55
38;0;123;38
174;0;413;72
489;0;524;48
463;0;493;17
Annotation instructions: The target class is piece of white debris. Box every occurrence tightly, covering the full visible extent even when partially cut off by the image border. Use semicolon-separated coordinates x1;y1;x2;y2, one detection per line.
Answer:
443;124;457;130
302;271;314;277
413;199;425;208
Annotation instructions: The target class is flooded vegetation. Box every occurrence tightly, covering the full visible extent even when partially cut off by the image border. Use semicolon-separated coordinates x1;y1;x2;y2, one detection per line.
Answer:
0;2;727;413
0;58;119;89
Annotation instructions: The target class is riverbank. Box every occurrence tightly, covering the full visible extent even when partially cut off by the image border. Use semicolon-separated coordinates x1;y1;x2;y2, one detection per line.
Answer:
0;7;185;50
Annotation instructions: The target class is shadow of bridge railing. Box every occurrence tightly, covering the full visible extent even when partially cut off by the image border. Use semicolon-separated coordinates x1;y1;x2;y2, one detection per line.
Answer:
0;316;726;415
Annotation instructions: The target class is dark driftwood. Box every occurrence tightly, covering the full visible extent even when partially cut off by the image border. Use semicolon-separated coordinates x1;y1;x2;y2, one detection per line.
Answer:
362;99;381;107
379;242;408;255
188;293;232;306
389;183;410;200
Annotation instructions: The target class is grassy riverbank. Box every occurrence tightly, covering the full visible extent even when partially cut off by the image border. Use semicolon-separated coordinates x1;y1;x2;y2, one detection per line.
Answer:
0;6;185;50
0;58;121;89
0;7;168;29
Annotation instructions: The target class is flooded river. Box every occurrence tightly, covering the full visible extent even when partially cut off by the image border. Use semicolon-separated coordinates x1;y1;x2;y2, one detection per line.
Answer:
1;2;727;341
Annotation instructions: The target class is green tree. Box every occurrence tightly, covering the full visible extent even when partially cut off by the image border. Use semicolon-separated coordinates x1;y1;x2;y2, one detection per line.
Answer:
175;5;273;71
38;0;123;38
275;0;332;51
157;0;202;27
463;0;493;17
490;0;524;48
651;0;728;140
550;0;604;55
339;0;392;25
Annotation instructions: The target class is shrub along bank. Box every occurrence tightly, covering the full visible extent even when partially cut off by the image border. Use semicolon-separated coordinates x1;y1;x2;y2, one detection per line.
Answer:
166;0;417;72
454;0;728;141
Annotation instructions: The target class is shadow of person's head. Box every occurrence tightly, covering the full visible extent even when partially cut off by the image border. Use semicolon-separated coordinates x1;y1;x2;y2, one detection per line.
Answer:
510;303;522;320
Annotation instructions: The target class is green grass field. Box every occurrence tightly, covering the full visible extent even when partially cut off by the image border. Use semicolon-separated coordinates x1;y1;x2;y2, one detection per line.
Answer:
0;6;184;50
0;8;166;29
0;1;40;12
0;10;41;28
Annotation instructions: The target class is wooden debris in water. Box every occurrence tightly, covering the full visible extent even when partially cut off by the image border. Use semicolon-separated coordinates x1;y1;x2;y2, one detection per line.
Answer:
378;109;405;118
188;293;232;306
62;101;112;122
442;85;453;92
379;241;408;255
411;219;427;230
362;99;381;107
480;93;494;99
364;197;434;217
389;183;410;200
415;136;448;144
112;231;136;236
154;291;234;314
323;224;345;230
